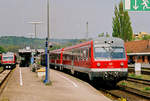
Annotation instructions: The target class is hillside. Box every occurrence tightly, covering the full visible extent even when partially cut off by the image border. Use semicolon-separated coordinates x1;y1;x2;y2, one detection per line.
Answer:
0;36;83;52
0;36;45;52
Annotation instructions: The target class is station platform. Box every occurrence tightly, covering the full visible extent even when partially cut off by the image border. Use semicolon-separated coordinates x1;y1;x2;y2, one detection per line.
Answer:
0;66;111;101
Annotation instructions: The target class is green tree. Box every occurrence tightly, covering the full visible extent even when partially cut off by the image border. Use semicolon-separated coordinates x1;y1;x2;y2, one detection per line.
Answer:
0;46;6;53
106;32;110;37
112;1;133;42
98;32;104;37
50;45;62;50
142;35;150;40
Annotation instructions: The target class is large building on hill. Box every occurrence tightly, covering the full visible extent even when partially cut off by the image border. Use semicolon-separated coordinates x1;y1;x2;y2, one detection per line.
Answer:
125;40;150;64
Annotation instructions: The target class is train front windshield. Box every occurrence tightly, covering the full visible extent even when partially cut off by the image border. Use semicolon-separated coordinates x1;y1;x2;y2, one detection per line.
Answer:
94;47;126;60
3;57;14;61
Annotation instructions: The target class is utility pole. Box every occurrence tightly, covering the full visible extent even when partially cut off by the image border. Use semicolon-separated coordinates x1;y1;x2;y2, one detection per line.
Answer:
86;21;88;40
44;0;50;84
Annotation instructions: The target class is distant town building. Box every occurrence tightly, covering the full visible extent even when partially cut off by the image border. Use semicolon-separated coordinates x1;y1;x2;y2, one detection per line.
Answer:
125;40;150;64
133;32;149;40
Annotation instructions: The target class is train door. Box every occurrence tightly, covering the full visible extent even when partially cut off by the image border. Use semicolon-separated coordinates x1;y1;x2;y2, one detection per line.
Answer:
80;47;89;68
86;47;91;67
71;49;74;75
71;49;74;66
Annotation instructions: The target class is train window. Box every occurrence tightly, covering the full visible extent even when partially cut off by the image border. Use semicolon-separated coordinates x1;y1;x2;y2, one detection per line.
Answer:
72;48;81;61
94;47;110;59
111;47;125;59
78;47;88;61
84;49;88;61
62;53;65;60
54;54;57;59
74;56;77;61
66;55;69;60
80;49;83;57
89;48;91;58
94;47;125;60
76;56;78;61
85;48;89;60
81;49;84;60
56;55;58;59
65;55;67;60
86;48;89;59
57;54;60;60
83;49;86;60
73;50;76;61
80;49;82;60
3;57;13;61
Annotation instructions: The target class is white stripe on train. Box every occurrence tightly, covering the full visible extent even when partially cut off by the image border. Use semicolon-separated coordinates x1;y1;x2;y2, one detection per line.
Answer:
51;63;128;72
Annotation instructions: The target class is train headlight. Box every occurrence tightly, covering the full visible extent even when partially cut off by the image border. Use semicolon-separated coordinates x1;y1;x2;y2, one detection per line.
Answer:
97;63;101;67
120;62;124;66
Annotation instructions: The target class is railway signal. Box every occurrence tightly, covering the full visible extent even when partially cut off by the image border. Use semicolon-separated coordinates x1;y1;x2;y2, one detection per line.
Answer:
44;38;50;84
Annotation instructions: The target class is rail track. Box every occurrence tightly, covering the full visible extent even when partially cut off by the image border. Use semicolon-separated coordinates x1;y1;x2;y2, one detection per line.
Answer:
127;77;150;86
99;85;150;101
0;69;12;96
63;68;150;101
98;76;150;101
128;67;150;75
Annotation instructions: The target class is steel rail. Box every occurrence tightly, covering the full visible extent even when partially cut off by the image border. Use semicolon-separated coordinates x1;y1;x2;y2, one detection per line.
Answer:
0;69;12;96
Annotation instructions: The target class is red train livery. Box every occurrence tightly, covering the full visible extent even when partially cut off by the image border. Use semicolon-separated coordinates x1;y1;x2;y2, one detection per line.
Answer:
1;52;17;69
49;37;128;85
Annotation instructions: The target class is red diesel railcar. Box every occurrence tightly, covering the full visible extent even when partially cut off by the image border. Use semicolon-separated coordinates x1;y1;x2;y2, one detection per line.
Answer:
50;37;128;85
1;52;17;69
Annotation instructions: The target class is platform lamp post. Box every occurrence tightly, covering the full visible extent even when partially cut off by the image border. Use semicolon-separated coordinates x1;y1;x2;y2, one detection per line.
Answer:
44;0;50;84
28;22;41;71
29;21;42;39
27;33;34;69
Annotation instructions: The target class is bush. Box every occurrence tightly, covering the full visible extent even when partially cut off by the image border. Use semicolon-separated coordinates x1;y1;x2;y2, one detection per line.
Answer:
144;87;150;91
121;82;127;86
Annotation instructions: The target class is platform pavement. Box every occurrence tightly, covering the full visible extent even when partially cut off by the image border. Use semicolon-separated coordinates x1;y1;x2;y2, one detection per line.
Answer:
0;66;112;101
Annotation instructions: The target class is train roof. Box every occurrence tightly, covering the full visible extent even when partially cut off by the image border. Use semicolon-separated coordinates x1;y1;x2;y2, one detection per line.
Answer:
63;41;92;51
2;52;15;57
50;48;62;53
93;37;124;47
51;37;124;52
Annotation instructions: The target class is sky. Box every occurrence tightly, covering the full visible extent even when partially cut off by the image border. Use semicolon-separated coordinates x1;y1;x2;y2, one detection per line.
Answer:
0;0;150;39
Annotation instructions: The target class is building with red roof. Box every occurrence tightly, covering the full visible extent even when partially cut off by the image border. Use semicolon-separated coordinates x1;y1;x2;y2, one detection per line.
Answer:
125;40;150;64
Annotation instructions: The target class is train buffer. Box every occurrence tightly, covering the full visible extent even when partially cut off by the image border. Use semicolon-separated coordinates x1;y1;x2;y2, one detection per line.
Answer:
0;66;111;101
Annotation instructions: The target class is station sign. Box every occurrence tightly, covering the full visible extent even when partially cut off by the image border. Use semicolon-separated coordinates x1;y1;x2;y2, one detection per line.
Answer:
124;0;150;11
